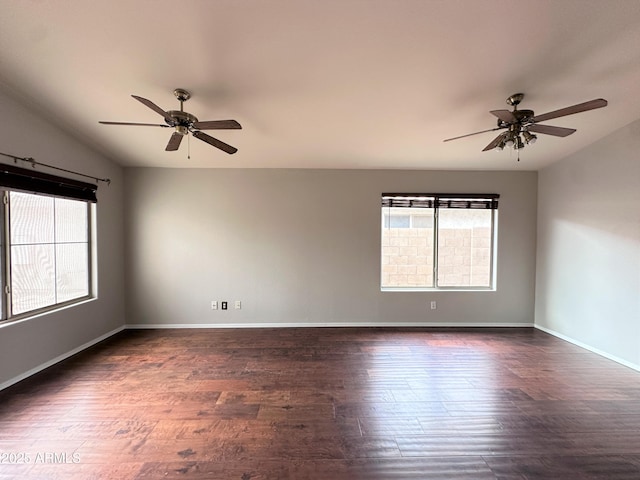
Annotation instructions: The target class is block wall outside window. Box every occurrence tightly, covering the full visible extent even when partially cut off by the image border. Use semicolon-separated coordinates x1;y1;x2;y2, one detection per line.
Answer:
381;212;434;287
437;209;492;287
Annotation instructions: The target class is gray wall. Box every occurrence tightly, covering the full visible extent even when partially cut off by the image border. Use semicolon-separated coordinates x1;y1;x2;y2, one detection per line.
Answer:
0;88;125;387
535;119;640;369
125;168;537;327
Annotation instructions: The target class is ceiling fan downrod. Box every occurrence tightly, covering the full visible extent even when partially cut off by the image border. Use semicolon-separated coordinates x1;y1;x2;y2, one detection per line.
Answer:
168;89;197;136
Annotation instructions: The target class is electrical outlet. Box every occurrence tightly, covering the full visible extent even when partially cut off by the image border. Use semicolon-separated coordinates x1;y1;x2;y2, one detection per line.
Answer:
235;300;241;310
430;301;437;310
221;301;228;310
211;301;218;310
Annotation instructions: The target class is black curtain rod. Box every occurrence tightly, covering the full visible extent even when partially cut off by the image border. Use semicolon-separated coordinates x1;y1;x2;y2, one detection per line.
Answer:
0;151;111;185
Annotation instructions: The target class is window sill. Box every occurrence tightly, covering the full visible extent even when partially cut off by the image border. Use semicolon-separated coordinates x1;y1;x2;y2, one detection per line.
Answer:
381;287;496;293
0;296;96;328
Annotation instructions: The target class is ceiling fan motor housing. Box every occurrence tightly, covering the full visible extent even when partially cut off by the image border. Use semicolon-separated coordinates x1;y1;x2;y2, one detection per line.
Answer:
166;110;198;134
496;109;534;128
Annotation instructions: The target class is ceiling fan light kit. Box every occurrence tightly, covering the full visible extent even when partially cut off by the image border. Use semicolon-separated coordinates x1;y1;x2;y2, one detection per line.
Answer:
443;93;608;158
99;88;242;154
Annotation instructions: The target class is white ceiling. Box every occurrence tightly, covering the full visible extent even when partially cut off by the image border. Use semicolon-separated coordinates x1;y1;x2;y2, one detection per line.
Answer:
1;0;640;171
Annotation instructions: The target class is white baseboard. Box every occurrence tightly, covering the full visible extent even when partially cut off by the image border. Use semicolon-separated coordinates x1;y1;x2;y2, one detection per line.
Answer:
0;325;126;391
535;324;640;372
126;322;534;329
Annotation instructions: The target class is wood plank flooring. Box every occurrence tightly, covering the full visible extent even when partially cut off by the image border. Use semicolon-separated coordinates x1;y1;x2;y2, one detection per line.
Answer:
1;327;640;479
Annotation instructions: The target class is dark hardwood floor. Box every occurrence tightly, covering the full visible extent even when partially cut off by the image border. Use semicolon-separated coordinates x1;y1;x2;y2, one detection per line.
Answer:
1;327;640;479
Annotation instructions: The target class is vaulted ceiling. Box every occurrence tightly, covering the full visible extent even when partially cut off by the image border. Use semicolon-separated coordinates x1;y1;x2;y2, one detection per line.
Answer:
2;0;640;170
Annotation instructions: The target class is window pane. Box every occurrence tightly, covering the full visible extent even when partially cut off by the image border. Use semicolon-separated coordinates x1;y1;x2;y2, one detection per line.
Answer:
11;244;56;314
56;243;89;302
55;198;88;242
10;192;54;245
0;233;2;319
381;207;434;287
437;209;493;287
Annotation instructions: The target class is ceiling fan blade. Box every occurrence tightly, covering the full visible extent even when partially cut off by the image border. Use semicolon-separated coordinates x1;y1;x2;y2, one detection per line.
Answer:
527;124;576;137
99;121;170;127
443;126;503;142
490;109;516;123
131;95;175;124
532;98;608;123
192;131;238;154
165;132;183;151
482;133;506;151
192;120;242;130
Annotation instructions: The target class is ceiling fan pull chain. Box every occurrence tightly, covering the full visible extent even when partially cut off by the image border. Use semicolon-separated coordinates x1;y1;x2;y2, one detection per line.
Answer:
188;133;191;160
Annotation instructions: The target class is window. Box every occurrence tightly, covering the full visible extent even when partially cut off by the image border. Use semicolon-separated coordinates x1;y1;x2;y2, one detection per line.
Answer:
381;193;498;290
0;164;96;322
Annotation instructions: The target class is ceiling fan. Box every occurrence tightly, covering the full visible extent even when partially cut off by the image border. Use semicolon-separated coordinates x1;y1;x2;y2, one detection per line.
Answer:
443;93;607;152
99;89;241;154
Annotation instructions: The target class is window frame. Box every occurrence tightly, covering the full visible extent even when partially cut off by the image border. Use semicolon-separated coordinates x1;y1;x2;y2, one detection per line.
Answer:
381;193;499;292
0;164;97;324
